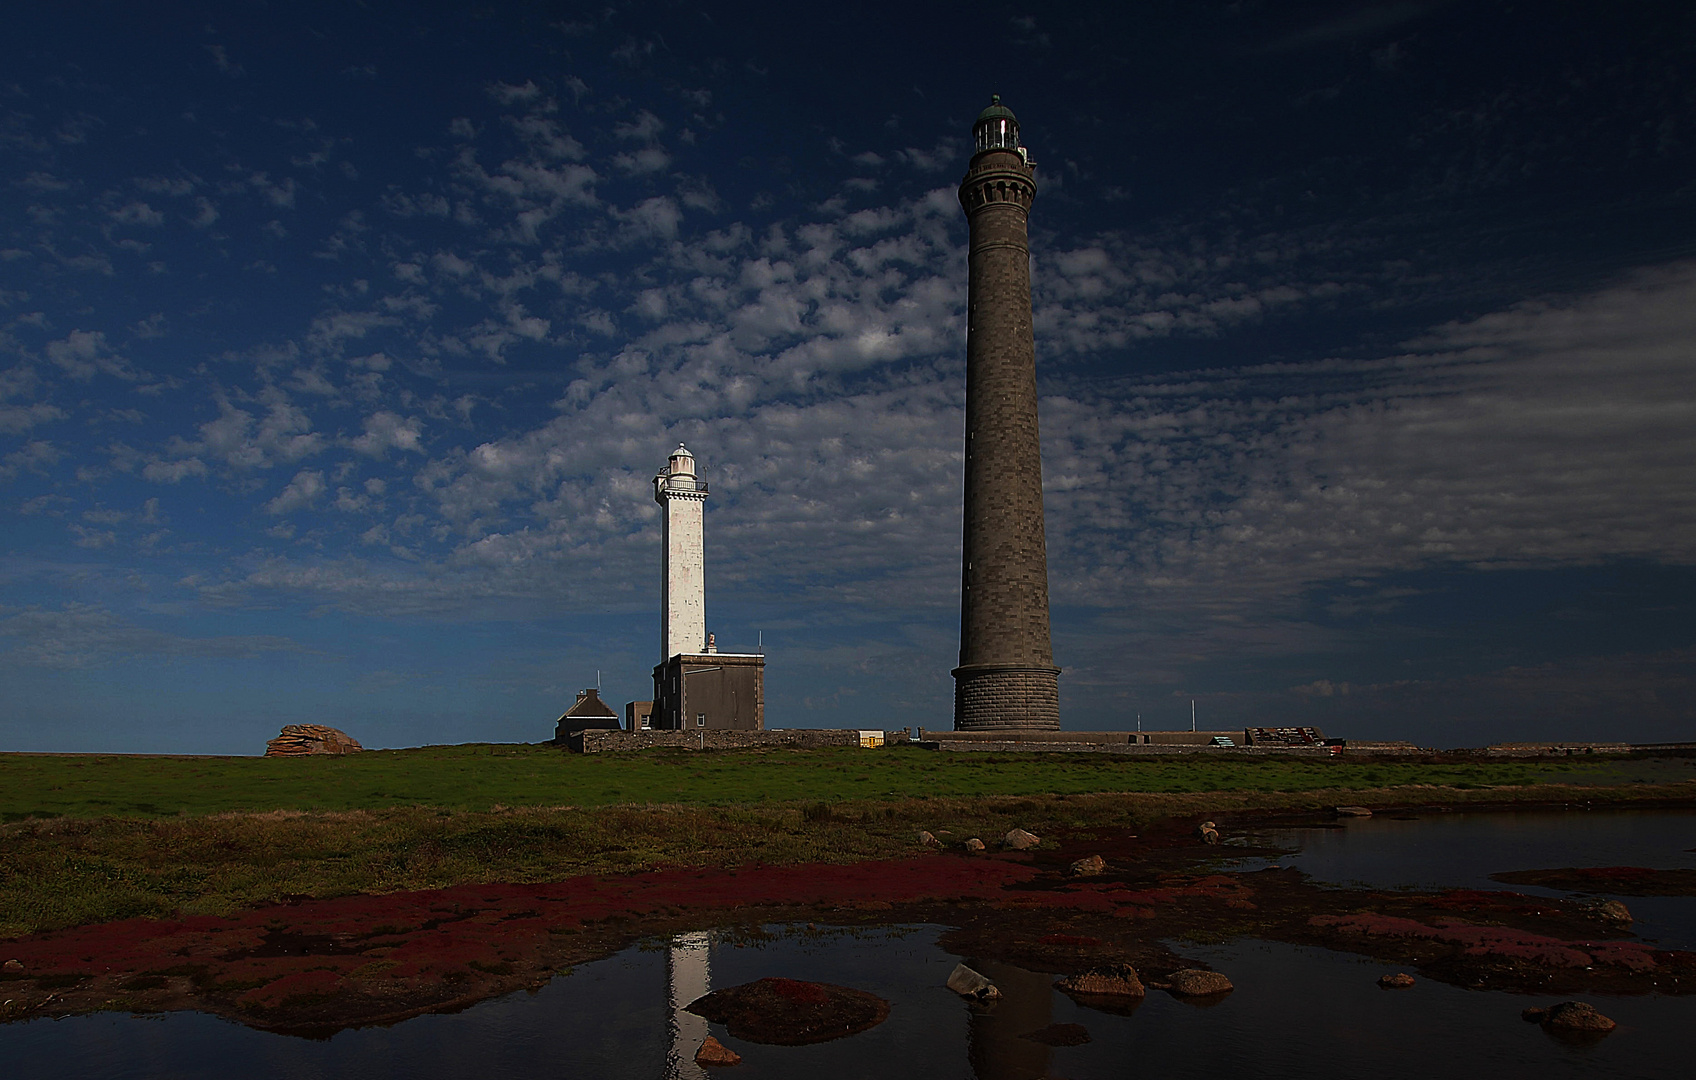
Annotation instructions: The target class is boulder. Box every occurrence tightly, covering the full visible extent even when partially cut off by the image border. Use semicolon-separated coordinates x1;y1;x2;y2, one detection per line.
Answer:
1195;821;1220;844
917;830;940;848
695;1036;742;1066
1334;805;1373;818
1055;964;1145;999
963;838;986;854
2;959;21;973
946;963;1001;1001
1578;898;1632;924
1378;972;1416;989
1068;854;1106;877
1003;828;1041;850
1524;1001;1616;1033
1167;969;1233;996
264;724;363;757
687;978;890;1045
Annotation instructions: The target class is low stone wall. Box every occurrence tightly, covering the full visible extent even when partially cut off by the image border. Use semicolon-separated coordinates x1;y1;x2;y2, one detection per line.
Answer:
1474;742;1632;757
919;729;1248;746
928;740;1333;757
571;728;863;754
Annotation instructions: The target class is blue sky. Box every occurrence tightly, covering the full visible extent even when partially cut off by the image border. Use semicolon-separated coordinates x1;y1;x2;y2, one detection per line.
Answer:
3;1;1693;753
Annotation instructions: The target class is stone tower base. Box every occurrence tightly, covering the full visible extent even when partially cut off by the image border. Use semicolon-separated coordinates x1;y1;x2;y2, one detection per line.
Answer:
953;664;1061;731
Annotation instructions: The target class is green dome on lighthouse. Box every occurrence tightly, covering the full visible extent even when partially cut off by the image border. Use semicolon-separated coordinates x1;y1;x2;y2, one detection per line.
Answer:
972;94;1022;155
975;93;1018;126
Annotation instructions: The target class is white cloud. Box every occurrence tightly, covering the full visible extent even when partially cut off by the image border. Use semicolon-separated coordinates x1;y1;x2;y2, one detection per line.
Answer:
44;330;136;381
351;411;424;456
266;468;327;514
109;201;164;227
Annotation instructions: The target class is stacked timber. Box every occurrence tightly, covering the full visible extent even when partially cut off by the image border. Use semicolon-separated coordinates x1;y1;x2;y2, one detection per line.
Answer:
264;724;364;757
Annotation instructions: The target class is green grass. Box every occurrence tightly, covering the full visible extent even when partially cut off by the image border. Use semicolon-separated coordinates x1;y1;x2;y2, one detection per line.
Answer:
2;745;1691;938
3;743;1691;820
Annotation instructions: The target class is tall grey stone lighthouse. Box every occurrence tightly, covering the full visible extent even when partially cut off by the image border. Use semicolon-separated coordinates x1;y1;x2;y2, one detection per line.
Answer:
952;95;1061;731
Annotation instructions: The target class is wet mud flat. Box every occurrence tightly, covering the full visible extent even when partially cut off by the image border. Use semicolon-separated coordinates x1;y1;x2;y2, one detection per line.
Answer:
2;804;1694;1036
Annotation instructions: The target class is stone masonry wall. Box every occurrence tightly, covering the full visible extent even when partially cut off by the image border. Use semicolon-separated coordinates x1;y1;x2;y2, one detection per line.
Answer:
953;666;1060;730
572;728;863;754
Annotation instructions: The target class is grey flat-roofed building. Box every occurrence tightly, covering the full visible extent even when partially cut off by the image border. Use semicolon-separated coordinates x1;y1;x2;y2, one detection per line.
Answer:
652;652;764;731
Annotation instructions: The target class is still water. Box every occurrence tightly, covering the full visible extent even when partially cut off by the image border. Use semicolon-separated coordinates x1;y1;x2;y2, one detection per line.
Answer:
5;809;1693;1080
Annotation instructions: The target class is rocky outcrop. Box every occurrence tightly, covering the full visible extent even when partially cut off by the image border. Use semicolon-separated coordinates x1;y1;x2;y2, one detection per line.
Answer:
1055;964;1145;999
1580;899;1633;924
946;963;1001;1001
1165;968;1233;996
1003;828;1040;850
695;1036;742;1066
264;725;363;757
1335;805;1373;817
1068;854;1106;877
1523;1001;1616;1033
687;977;889;1045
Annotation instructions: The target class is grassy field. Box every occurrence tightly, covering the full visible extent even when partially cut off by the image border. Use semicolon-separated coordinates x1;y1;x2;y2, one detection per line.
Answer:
4;743;1693;820
2;745;1692;939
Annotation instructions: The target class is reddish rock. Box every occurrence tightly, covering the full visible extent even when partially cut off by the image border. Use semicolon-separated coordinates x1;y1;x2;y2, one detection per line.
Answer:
1068;855;1106;877
2;959;22;973
687;977;889;1045
264;724;363;757
1378;972;1416;988
1167;968;1233;996
1536;1001;1617;1033
1056;964;1145;998
695;1036;741;1066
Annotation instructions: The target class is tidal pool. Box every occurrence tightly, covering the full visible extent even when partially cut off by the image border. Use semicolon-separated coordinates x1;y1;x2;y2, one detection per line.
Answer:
4;809;1693;1079
1236;806;1696;949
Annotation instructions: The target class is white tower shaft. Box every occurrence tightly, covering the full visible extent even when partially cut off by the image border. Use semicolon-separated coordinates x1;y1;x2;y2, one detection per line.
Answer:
655;445;708;660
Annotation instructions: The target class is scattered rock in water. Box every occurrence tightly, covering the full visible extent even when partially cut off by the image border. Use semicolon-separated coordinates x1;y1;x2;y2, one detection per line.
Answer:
2;959;22;973
695;1036;742;1067
1055;964;1145;999
1195;821;1220;844
1578;898;1633;924
1020;1023;1091;1046
916;830;939;848
1166;969;1234;996
687;977;890;1046
264;724;363;757
1068;854;1106;877
1003;828;1040;851
1378;972;1416;989
963;838;986;854
1335;805;1374;818
1523;1001;1616;1034
946;963;1002;1001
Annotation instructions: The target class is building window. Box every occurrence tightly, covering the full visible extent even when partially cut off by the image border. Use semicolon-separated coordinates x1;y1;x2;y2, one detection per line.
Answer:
696;713;706;727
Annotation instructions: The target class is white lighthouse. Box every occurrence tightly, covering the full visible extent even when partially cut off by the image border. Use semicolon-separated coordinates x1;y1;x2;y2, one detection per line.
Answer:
654;444;709;661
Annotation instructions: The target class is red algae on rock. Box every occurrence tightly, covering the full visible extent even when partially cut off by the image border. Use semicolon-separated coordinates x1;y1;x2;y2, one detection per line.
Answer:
686;977;890;1045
